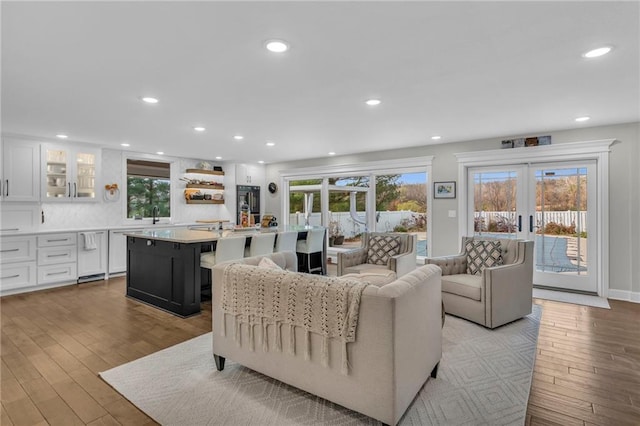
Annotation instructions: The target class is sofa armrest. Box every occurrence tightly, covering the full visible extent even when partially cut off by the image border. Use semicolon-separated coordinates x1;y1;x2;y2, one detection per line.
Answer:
483;240;534;328
378;264;442;424
337;247;368;276
389;250;417;277
424;254;467;276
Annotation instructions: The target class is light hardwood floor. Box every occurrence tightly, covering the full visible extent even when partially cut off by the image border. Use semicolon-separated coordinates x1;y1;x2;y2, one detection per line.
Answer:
1;277;639;425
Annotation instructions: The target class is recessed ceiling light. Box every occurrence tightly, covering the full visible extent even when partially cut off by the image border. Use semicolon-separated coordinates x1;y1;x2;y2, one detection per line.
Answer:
431;136;441;140
265;141;275;147
583;46;612;58
120;143;130;147
265;39;289;53
234;135;244;140
365;99;381;106
141;97;159;104
328;152;336;156
215;156;222;160
193;126;206;132
156;151;164;155
575;116;591;122
258;160;265;164
56;134;68;139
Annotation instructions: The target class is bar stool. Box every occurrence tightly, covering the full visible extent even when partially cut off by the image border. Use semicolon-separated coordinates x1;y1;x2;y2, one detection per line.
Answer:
244;233;276;257
274;231;298;253
296;228;326;274
201;236;247;270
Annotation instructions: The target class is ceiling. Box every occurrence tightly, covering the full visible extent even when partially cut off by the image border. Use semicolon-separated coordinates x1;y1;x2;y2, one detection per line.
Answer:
2;1;639;164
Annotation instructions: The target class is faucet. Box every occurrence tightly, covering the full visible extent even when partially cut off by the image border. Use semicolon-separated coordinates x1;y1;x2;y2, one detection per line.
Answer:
152;206;159;224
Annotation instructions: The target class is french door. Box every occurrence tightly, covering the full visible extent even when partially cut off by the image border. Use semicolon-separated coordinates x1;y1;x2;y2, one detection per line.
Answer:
468;160;597;293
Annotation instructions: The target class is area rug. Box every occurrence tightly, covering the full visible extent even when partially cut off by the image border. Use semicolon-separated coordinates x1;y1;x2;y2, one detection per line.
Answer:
533;288;610;309
100;305;541;425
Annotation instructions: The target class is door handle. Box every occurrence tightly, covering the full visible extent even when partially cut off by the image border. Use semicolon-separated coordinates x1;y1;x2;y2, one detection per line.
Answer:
518;215;522;232
529;215;534;233
73;182;77;197
68;183;72;197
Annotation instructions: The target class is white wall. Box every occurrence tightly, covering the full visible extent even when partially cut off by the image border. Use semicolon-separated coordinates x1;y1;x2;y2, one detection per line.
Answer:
265;122;640;296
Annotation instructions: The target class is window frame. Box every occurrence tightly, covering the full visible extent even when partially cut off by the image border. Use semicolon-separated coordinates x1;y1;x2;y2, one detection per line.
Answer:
280;156;433;259
121;153;177;224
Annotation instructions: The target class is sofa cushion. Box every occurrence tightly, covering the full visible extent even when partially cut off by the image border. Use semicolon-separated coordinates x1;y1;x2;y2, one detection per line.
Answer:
367;235;401;265
344;263;392;275
465;240;503;275
442;274;482;301
339;270;397;287
258;256;282;270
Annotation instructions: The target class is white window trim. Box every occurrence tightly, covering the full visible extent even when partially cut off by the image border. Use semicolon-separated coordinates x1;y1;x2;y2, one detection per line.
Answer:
121;152;178;225
454;139;616;297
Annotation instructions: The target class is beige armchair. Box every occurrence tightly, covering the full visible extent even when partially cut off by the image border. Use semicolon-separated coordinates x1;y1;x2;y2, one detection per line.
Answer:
425;236;533;329
337;232;417;278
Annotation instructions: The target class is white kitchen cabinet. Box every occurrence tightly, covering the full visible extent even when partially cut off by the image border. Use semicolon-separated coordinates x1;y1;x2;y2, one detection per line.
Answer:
109;229;142;274
41;143;101;202
0;235;37;292
77;231;107;278
0;204;41;232
0;235;37;263
1;137;40;202
1;263;37;292
37;233;77;284
235;163;265;186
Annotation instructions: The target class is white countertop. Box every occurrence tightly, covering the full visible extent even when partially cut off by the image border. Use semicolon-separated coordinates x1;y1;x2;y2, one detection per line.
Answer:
0;222;199;237
125;225;325;244
125;228;221;243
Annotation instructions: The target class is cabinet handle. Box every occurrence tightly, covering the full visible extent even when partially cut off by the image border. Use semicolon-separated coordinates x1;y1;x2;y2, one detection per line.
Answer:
46;238;69;242
1;275;20;279
0;228;19;232
46;271;68;276
5;180;8;197
518;215;522;232
73;182;77;197
68;183;72;197
46;253;69;258
0;248;20;253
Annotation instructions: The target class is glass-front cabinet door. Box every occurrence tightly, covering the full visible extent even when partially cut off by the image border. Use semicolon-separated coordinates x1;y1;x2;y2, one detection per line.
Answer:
43;144;100;201
44;147;70;199
75;150;97;199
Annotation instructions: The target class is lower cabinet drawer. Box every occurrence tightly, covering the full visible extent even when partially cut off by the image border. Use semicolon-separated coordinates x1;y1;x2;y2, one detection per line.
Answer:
38;233;77;247
0;262;37;291
37;263;78;285
0;236;37;264
38;246;78;266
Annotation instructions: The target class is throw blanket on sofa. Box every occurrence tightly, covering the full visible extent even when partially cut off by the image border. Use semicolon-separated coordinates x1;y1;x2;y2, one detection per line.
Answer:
221;263;369;374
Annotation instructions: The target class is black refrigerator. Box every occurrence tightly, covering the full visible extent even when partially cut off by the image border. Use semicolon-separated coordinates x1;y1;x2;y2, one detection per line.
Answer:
236;185;260;225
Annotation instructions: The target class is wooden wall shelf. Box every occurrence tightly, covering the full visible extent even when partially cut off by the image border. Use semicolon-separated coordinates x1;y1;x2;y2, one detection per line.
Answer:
185;168;224;176
186;199;224;205
186;183;224;190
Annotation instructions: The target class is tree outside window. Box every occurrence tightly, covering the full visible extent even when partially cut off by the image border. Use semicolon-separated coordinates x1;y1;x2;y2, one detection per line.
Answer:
126;160;171;219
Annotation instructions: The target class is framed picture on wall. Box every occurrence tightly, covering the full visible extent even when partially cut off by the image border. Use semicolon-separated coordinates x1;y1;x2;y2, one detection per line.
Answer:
434;181;456;199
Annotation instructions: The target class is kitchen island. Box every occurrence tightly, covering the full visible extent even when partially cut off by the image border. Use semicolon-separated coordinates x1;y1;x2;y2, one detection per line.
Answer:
125;226;326;317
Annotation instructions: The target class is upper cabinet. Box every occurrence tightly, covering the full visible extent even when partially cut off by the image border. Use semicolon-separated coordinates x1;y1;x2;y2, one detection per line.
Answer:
235;163;265;186
42;143;101;202
1;137;40;202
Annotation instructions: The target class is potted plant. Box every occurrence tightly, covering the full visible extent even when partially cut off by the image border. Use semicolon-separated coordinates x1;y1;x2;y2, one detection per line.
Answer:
328;218;344;246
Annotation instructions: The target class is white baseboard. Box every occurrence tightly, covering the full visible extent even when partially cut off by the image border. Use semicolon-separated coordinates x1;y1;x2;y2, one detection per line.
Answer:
608;289;640;303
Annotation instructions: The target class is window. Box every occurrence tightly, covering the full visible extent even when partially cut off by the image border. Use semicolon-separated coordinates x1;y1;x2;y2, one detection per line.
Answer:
281;157;432;257
126;159;171;219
